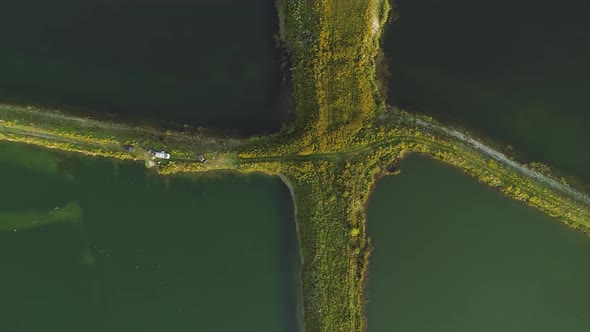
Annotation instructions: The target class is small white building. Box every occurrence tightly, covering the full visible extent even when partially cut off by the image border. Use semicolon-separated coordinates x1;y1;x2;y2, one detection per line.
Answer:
150;150;170;159
154;151;170;159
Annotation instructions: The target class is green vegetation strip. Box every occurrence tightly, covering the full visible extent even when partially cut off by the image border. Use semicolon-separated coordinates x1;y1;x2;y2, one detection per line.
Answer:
1;1;590;331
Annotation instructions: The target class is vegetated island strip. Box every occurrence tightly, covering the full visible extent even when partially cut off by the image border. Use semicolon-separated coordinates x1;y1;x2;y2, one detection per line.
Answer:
1;1;590;331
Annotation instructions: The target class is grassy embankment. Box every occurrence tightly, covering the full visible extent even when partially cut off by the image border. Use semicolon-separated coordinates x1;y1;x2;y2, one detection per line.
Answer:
0;104;242;170
1;0;590;331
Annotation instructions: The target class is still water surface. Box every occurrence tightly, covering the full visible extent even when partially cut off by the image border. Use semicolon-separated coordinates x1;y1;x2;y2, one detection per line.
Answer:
0;0;287;134
0;142;300;332
367;156;590;332
384;0;590;183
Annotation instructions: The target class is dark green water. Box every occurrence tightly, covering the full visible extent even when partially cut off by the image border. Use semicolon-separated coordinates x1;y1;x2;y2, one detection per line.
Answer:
384;0;590;183
0;0;288;134
0;142;300;332
367;156;590;331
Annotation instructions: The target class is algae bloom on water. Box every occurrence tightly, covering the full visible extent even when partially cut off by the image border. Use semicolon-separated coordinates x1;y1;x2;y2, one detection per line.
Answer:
0;201;82;232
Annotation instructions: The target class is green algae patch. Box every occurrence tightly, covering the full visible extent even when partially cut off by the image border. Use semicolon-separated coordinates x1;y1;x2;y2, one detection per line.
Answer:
0;141;61;174
0;201;82;232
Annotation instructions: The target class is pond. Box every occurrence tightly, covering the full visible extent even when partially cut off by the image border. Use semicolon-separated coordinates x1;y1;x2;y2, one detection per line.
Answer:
0;142;301;332
0;0;288;134
383;0;590;183
367;155;590;331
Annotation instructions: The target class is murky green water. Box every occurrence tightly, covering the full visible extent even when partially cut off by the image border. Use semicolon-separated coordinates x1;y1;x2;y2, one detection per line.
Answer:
0;3;302;330
0;142;300;332
367;156;590;331
0;0;289;134
383;0;590;183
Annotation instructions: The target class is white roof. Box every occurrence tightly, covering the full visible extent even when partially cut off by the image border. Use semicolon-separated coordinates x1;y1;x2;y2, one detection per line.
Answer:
154;151;170;159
